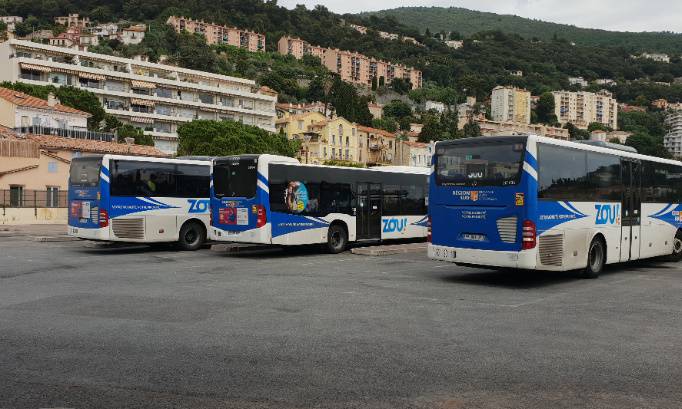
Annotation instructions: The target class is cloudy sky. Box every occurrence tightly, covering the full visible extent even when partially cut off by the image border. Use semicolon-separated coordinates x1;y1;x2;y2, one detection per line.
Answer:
278;0;682;33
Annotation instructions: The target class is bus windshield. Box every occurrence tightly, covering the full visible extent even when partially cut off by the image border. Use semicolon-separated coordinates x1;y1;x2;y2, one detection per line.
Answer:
435;139;526;187
69;157;101;187
213;157;258;198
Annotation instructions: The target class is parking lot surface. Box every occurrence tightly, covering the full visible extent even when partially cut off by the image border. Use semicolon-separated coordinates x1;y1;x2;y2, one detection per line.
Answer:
1;234;681;408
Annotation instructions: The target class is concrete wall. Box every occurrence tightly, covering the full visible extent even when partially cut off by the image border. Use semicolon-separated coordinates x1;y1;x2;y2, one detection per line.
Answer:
0;207;67;225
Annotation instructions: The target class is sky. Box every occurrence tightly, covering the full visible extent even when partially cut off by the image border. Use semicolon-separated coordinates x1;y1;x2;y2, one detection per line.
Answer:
277;0;682;33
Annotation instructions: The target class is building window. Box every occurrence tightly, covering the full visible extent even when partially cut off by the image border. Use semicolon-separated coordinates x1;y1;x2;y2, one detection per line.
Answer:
156;88;173;99
332;135;336;145
332;148;335;158
323;147;327;157
352;128;356;136
338;124;343;136
346;136;349;147
297;120;304;130
9;186;23;207
46;186;59;208
47;161;58;173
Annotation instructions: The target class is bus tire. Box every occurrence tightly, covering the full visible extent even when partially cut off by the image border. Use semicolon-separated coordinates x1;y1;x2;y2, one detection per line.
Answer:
582;237;605;279
671;230;682;261
178;221;206;251
326;224;348;254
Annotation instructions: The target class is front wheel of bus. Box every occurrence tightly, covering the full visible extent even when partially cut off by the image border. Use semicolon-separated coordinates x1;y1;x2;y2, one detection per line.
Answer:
178;222;206;251
671;230;682;261
582;238;605;279
326;224;348;254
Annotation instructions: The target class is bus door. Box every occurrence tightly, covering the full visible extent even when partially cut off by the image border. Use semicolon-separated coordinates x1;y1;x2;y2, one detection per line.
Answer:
356;183;382;240
620;159;642;262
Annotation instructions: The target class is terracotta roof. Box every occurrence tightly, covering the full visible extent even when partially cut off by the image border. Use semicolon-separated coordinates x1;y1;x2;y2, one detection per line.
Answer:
0;125;19;140
357;125;396;138
0;87;90;117
26;134;169;157
401;141;428;148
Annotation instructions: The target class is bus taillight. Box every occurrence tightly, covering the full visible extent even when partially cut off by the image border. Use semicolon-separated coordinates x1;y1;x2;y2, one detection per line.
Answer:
256;205;267;228
427;216;432;242
99;208;109;228
522;220;536;250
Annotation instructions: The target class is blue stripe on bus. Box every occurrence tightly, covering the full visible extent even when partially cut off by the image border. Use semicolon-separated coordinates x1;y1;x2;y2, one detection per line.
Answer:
257;172;268;186
270;212;329;238
562;201;587;217
650;204;682;228
651;204;674;217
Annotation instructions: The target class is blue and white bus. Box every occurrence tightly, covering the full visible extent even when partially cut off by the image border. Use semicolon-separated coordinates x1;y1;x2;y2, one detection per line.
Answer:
428;135;682;278
68;155;211;250
209;155;429;253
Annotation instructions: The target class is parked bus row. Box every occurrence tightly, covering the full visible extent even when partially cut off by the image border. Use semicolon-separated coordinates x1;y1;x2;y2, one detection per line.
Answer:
67;154;429;252
68;134;682;278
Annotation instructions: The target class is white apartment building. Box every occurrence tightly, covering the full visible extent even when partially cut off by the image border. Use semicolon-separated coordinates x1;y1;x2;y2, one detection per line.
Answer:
552;89;618;130
568;76;588;87
491;86;531;124
664;108;682;158
0;39;277;154
0;16;23;32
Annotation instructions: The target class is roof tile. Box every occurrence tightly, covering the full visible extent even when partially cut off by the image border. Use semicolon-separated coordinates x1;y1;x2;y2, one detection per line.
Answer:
0;87;90;117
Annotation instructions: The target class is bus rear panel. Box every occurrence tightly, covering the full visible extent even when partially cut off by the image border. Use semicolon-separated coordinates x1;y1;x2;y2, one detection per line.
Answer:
428;136;539;269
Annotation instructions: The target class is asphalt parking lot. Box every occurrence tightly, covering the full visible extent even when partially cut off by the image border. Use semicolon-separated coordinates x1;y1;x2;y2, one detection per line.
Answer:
1;233;681;409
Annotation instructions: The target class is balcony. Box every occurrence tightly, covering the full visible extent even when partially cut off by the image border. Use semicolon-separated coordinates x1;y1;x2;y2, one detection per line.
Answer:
14;125;115;142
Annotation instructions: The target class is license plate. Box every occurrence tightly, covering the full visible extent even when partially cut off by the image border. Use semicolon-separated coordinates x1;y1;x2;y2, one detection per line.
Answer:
433;247;456;260
462;233;486;242
225;230;241;236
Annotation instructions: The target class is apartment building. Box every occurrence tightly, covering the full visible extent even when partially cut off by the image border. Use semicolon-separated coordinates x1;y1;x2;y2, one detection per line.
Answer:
0;87;90;130
444;40;464;49
357;125;396;165
491;86;531;124
54;14;90;28
0;16;22;32
664;107;682;158
552;89;618;130
277;36;422;89
476;119;570;140
0;39;277;154
568;76;588;87
120;25;146;45
167;16;265;53
275;102;331;119
394;140;432;168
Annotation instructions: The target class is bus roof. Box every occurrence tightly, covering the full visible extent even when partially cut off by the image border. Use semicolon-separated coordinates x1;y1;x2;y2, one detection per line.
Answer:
435;135;682;167
98;154;211;166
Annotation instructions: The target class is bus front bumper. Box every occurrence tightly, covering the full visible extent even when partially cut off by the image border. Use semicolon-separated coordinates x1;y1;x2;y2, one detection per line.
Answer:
428;244;537;270
68;225;109;241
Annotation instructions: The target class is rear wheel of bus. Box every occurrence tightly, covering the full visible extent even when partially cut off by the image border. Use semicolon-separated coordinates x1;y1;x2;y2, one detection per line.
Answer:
582;237;605;279
326;224;348;254
178;221;206;251
670;230;682;261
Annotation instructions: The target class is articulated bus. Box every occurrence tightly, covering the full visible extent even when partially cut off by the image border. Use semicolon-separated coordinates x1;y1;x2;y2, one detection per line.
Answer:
209;155;429;253
428;135;682;278
68;155;211;250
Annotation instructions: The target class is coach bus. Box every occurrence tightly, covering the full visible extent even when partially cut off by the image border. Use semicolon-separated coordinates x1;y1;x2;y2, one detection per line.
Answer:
209;155;429;253
68;155;211;250
428;135;682;278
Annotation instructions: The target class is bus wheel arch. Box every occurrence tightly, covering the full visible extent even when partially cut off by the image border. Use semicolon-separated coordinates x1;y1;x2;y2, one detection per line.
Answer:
672;229;682;261
582;233;606;279
178;219;207;251
326;221;349;254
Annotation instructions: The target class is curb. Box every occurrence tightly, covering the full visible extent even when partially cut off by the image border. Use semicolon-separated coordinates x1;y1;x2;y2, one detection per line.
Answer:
351;243;427;256
210;243;272;253
34;236;80;242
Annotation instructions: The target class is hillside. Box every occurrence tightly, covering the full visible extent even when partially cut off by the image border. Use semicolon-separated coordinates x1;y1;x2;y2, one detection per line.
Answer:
360;7;682;53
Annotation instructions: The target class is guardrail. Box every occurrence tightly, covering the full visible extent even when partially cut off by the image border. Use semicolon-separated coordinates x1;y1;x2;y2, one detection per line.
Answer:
0;189;68;209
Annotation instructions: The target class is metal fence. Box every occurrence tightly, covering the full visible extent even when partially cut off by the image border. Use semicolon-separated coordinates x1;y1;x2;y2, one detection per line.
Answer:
0;189;68;209
14;126;115;142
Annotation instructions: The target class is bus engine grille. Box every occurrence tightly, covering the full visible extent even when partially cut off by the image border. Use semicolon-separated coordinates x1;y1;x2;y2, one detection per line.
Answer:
539;234;564;266
496;216;518;243
112;218;145;240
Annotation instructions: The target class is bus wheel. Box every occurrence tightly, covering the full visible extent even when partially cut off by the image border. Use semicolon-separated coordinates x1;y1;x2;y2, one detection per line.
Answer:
326;224;348;254
178;222;206;251
671;231;682;261
582;238;605;279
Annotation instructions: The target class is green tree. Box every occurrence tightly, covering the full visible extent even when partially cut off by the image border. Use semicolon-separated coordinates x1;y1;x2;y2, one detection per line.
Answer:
371;117;398;132
116;124;154;146
564;122;590;140
383;100;413;120
177;120;298;157
462;119;482;138
587;122;613;132
534;92;557;124
328;77;372;125
418;114;443;142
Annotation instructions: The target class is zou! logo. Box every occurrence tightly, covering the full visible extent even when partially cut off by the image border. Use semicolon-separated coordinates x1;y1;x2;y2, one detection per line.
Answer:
595;204;621;225
383;218;408;233
188;199;210;213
